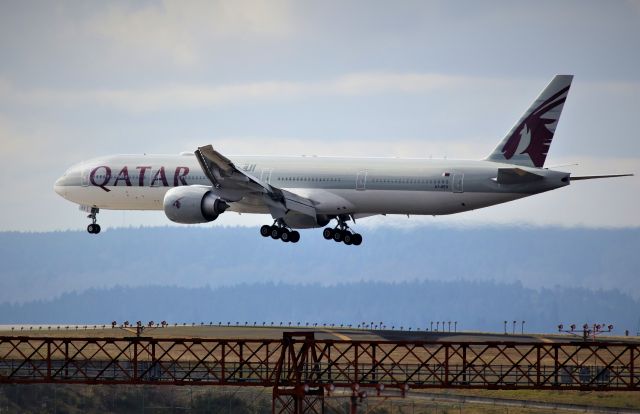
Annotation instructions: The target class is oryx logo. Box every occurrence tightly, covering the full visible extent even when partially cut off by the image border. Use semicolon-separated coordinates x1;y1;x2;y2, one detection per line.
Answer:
172;198;184;209
501;85;569;168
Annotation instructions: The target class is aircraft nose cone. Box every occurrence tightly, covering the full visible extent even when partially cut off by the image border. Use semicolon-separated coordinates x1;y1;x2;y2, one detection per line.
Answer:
54;177;66;197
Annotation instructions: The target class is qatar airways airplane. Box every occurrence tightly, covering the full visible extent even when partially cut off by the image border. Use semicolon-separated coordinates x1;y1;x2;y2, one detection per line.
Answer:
54;75;632;245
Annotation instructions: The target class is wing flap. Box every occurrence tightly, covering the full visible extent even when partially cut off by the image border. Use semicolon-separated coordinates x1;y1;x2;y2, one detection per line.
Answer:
195;145;269;192
196;145;234;174
281;189;317;217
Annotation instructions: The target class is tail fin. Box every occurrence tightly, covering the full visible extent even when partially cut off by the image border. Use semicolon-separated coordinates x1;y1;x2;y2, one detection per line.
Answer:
486;75;573;168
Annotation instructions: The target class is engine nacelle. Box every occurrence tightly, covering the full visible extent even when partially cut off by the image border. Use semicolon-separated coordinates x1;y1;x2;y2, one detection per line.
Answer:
163;186;229;224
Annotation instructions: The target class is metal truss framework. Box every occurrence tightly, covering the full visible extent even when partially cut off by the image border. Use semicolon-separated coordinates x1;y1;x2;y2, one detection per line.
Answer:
1;332;638;413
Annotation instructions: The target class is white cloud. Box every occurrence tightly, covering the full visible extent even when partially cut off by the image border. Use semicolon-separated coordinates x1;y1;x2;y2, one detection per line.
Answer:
0;72;514;112
4;71;640;115
0;116;49;161
0;116;18;155
87;0;295;66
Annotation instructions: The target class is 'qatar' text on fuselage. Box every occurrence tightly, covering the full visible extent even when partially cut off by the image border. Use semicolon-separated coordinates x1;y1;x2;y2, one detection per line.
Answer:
89;166;190;192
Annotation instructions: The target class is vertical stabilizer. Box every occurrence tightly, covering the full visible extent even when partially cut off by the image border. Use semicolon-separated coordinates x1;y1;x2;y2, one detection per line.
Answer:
486;75;573;168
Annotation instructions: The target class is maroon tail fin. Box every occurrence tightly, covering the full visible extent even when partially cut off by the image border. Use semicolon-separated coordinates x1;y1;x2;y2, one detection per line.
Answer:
486;75;573;168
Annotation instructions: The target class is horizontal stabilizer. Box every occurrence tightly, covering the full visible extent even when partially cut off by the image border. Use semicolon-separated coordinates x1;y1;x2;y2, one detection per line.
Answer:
496;168;544;184
571;174;634;181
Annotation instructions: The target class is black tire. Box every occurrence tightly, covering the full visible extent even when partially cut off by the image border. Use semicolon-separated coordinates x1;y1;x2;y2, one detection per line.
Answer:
322;228;334;240
94;224;101;234
333;230;343;242
281;230;290;242
270;227;281;240
352;233;362;246
343;232;353;245
87;224;94;234
290;231;300;243
260;225;271;237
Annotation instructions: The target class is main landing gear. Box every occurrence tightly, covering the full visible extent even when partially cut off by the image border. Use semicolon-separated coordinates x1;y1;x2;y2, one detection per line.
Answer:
87;207;101;234
260;220;300;243
322;217;362;246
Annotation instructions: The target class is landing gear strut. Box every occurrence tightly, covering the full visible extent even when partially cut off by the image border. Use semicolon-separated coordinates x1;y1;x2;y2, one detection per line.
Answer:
86;207;101;234
322;216;362;246
260;220;300;243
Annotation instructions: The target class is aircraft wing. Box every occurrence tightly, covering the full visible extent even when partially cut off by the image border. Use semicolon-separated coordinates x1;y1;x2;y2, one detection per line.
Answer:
194;145;317;222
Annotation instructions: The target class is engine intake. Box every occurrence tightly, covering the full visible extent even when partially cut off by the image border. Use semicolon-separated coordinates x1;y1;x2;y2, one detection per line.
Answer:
163;186;229;224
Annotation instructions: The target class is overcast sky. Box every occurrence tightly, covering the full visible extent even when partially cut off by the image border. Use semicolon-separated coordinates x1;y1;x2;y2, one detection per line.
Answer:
0;0;638;231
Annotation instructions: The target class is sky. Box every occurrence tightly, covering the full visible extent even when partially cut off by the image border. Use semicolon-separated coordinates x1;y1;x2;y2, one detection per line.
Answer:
0;0;639;231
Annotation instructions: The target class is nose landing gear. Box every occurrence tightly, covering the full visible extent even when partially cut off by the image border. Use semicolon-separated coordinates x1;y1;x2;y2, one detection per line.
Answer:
260;220;300;243
87;207;101;234
322;216;362;246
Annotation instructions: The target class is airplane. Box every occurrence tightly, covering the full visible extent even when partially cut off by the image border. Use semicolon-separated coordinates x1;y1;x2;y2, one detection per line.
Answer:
54;75;632;245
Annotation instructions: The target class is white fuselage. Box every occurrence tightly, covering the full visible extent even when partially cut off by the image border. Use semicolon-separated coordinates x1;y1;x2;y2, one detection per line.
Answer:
54;153;569;220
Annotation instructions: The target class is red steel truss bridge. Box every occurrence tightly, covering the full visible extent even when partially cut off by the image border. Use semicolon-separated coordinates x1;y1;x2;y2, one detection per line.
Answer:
1;332;638;413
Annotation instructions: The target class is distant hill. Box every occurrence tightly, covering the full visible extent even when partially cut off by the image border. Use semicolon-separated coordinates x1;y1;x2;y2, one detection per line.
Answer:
1;281;638;334
0;226;638;304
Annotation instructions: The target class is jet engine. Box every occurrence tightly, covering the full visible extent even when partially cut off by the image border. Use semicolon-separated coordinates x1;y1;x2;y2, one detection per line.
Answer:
163;186;229;224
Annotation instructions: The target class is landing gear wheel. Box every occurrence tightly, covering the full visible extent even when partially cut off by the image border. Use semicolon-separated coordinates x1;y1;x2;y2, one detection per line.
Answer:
86;207;101;235
261;221;299;243
323;215;363;246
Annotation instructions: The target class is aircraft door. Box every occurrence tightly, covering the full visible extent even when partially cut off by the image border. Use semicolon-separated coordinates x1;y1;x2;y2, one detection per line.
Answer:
452;173;464;193
356;170;367;191
260;168;273;184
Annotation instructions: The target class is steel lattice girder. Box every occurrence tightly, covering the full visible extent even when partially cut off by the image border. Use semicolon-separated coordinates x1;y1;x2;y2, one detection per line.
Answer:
0;336;638;391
